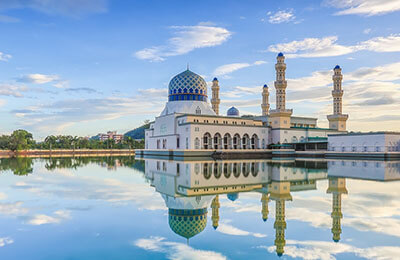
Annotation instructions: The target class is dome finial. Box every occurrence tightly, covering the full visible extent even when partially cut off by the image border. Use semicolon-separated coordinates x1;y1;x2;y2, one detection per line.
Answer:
187;63;189;71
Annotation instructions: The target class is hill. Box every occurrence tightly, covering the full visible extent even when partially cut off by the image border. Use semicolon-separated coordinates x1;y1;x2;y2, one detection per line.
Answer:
124;123;150;140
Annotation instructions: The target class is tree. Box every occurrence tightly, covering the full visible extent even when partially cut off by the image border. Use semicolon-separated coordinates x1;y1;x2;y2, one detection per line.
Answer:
9;130;35;151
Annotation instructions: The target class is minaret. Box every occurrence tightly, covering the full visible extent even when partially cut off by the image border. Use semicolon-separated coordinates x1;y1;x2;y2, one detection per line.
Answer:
211;78;220;115
261;193;269;222
269;53;292;129
261;84;270;116
327;177;348;242
270;181;292;257
327;65;348;131
211;195;220;230
275;53;287;111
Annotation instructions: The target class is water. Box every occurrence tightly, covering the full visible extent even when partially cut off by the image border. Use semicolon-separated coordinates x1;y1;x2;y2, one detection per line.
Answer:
0;156;399;260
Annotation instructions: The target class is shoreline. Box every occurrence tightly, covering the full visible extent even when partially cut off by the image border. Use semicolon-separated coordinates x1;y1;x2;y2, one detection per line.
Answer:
0;149;135;158
135;149;400;160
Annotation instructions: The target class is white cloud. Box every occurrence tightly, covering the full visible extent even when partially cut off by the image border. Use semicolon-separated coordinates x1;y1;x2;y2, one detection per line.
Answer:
18;74;60;84
326;0;400;16
0;83;29;97
134;236;227;260
0;201;29;215
10;83;168;134
213;61;266;76
27;210;71;225
135;24;232;62
53;80;69;89
268;34;400;58
217;220;266;238
358;34;400;52
268;9;296;24
0;0;108;17
268;36;353;58
0;51;11;61
0;237;13;247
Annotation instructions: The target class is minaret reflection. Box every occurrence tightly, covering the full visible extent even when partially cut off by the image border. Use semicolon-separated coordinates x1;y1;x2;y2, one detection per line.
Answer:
327;177;347;242
211;195;220;229
270;181;292;257
261;193;269;222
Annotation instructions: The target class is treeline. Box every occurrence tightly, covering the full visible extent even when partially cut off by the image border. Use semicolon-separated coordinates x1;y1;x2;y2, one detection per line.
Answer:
0;130;144;151
0;156;145;175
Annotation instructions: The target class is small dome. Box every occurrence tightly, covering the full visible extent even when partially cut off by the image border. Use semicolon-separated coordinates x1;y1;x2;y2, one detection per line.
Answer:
277;52;284;57
263;84;268;88
168;69;208;102
169;208;208;239
227;107;239;117
262;217;267;222
334;65;341;70
213;77;218;81
227;193;239;201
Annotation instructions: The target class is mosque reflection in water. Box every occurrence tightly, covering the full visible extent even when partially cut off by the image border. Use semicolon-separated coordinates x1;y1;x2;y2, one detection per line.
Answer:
142;158;400;257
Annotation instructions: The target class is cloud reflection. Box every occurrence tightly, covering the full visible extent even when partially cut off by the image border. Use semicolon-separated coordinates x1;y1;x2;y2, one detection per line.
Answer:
134;236;227;260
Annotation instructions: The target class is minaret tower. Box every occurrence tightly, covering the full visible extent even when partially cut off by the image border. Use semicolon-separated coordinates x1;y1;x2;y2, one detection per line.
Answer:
261;193;269;222
275;53;287;110
261;84;270;116
327;65;348;131
211;78;220;115
270;181;292;257
211;195;220;230
327;177;348;242
269;53;292;128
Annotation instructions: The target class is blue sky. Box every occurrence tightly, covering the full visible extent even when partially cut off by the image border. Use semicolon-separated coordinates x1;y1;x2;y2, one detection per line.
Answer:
0;0;399;139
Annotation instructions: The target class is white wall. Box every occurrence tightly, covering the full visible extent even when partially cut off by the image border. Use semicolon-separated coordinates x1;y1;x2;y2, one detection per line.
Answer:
328;133;400;152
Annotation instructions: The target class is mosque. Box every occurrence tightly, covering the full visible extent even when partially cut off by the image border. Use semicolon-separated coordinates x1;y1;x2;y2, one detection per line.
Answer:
144;53;348;152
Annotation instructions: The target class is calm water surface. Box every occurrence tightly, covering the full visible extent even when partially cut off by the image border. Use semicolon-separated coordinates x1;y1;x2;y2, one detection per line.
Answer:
0;157;399;260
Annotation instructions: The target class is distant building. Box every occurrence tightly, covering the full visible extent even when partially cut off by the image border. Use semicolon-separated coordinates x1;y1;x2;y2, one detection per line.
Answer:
96;131;124;143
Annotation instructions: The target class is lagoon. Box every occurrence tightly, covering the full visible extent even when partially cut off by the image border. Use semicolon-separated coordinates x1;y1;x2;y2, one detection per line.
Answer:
0;157;399;260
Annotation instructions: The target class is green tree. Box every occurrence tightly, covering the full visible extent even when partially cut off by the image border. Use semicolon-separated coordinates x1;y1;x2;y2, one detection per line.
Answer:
9;130;35;151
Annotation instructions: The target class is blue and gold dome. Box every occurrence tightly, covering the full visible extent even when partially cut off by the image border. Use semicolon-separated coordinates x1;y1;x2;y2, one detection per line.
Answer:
227;107;239;117
168;208;208;239
168;69;208;102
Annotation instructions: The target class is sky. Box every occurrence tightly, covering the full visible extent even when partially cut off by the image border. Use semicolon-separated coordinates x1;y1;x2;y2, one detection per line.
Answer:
0;0;399;140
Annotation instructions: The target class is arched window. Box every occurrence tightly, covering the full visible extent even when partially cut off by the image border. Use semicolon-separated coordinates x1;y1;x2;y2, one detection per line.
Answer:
251;134;258;149
203;133;212;149
233;134;240;149
223;133;231;149
242;134;249;149
214;133;222;149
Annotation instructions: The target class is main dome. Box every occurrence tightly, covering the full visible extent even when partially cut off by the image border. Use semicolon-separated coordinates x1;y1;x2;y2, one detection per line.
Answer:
168;69;208;102
168;208;208;239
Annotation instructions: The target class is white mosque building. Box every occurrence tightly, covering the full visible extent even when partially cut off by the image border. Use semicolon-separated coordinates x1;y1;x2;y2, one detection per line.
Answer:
144;53;348;153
